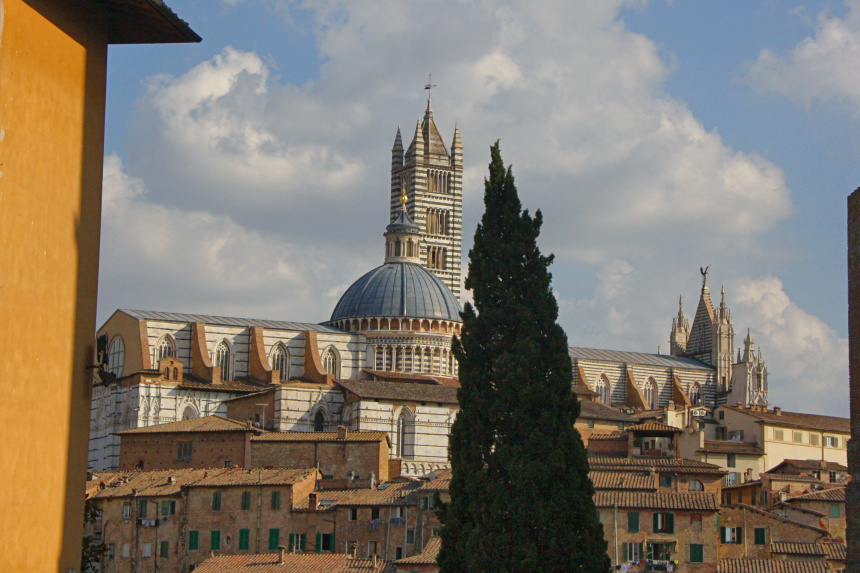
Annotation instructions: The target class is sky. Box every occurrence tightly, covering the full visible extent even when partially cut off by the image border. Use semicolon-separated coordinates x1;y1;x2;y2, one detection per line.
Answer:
98;0;860;416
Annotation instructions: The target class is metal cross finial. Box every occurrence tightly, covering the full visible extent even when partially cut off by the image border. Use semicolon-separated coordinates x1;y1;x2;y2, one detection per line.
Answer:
424;73;437;98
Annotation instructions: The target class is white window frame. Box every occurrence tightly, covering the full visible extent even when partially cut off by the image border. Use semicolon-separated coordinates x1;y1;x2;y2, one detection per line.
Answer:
107;336;125;377
626;542;641;562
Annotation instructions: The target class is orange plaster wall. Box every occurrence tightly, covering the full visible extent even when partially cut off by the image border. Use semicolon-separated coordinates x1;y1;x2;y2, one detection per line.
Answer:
0;1;107;570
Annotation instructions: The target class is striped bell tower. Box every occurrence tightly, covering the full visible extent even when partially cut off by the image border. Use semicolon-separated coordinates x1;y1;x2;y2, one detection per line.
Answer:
390;98;462;299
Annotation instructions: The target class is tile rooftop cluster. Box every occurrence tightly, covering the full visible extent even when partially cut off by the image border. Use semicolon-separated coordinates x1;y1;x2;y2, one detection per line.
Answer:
193;552;396;573
717;559;829;573
722;406;850;434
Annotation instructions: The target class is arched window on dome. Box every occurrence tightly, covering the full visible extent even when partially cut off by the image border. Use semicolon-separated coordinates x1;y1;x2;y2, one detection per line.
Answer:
322;347;339;378
270;343;289;379
214;341;232;381
107;336;125;377
313;410;326;432
155;335;175;363
596;375;610;405
643;378;657;409
689;383;702;406
396;411;414;459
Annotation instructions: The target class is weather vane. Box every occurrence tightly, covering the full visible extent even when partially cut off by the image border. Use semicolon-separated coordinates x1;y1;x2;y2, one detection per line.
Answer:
424;73;437;99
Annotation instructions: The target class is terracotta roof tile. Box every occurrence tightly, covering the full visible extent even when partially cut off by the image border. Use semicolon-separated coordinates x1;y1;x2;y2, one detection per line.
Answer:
364;369;460;388
588;455;726;474
760;473;822;483
788;487;845;502
590;471;656;490
336;380;458;404
770;543;826;556
396;537;441;565
193;552;395;573
771;459;848;472
116;415;255;434
698;441;764;455
593;491;718;510
723;406;849;434
578;401;638;423
821;542;847;561
722;504;829;534
717;559;829;573
588;431;628;441
626;422;682;433
88;468;317;498
310;482;421;509
252;431;389;444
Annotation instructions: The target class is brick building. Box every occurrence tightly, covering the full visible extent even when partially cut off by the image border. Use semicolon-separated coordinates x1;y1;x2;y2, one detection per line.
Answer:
87;467;319;572
194;551;396;573
718;504;829;560
116;416;262;470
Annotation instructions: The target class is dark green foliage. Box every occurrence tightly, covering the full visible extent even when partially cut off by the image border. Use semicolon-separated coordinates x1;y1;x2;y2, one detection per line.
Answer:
438;142;610;573
81;498;107;573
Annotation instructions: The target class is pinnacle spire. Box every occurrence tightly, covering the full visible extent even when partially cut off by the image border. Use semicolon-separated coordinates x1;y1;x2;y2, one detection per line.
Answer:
452;123;462;150
393;126;403;151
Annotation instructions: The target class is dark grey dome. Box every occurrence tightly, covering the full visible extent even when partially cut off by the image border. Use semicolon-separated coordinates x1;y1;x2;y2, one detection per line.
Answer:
330;262;461;323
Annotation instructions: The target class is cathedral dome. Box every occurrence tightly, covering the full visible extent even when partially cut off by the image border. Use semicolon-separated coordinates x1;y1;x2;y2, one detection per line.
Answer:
330;262;461;323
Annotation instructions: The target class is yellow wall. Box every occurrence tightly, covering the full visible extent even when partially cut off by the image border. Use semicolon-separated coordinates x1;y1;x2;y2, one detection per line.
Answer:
0;1;107;570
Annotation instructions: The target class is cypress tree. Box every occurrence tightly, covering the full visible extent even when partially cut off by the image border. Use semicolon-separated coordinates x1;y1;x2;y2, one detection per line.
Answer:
438;142;610;573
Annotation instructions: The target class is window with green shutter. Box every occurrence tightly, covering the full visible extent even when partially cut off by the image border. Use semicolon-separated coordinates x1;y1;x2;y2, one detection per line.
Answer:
269;528;280;551
689;544;703;563
627;511;639;533
653;512;674;533
271;491;281;510
210;530;221;551
160;500;176;515
159;541;169;559
188;531;199;551
239;529;250;551
831;504;842;518
754;528;766;545
288;533;295;551
212;492;222;511
241;491;251;510
137;499;147;517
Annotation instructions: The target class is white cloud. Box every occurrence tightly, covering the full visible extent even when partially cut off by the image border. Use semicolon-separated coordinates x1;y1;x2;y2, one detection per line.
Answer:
730;275;848;415
104;0;852;416
745;1;860;111
99;154;366;323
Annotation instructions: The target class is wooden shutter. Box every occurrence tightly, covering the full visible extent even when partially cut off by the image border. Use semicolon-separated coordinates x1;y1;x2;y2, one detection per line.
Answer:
653;513;659;532
621;543;628;562
720;526;726;543
189;530;199;551
288;532;295;551
211;530;220;550
736;527;743;544
628;511;639;533
239;529;249;550
667;513;674;534
272;491;280;510
316;533;322;551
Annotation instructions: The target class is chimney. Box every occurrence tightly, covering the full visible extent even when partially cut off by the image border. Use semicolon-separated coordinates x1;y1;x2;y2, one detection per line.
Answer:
369;472;376;489
278;546;286;564
372;554;378;567
308;493;317;509
773;407;782;415
736;402;743;408
247;420;252;429
337;425;348;440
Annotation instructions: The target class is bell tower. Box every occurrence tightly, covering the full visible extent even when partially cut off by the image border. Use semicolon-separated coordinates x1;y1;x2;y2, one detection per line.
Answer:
390;98;462;298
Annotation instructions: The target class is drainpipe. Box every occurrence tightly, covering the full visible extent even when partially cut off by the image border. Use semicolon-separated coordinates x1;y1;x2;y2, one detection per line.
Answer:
613;504;619;568
385;506;392;560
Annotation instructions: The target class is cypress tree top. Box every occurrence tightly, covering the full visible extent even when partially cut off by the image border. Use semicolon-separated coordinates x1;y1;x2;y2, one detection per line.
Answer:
438;142;610;573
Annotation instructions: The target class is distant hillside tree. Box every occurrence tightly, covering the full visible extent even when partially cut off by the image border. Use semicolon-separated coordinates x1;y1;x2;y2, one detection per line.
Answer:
438;142;610;573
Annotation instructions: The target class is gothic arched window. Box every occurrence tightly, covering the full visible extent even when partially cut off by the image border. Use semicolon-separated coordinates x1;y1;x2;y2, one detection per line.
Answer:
314;411;325;432
107;337;125;377
270;343;289;379
596;375;610;404
214;341;232;381
322;347;338;378
396;412;413;459
689;383;702;406
156;335;175;362
181;406;198;420
644;378;656;409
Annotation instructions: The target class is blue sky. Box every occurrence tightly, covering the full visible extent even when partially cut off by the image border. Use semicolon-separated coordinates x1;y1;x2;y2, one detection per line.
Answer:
99;0;860;416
